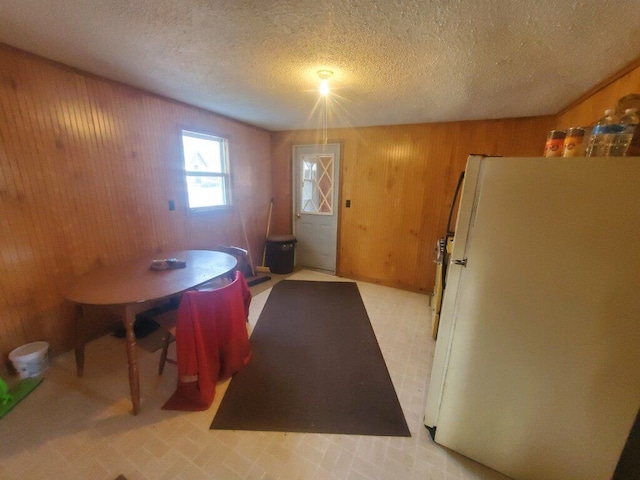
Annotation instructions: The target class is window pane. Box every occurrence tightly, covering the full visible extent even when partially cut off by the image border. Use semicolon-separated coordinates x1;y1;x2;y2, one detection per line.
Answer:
186;175;225;209
180;129;231;211
182;131;223;173
301;154;333;214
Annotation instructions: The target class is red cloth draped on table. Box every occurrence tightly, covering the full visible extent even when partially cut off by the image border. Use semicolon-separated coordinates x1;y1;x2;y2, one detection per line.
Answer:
162;271;251;411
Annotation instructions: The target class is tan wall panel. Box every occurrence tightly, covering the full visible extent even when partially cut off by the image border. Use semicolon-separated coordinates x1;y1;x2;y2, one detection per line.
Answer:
0;45;272;360
272;116;555;292
556;63;640;129
2;37;583;361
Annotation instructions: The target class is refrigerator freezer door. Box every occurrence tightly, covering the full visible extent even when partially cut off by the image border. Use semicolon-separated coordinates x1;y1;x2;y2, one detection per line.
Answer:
429;157;640;480
425;156;483;427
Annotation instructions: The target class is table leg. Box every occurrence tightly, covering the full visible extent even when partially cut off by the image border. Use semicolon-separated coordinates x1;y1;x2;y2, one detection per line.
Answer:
122;305;141;415
75;304;85;377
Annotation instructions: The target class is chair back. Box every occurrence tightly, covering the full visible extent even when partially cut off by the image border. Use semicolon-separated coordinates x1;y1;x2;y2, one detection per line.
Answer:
214;245;254;278
163;271;251;410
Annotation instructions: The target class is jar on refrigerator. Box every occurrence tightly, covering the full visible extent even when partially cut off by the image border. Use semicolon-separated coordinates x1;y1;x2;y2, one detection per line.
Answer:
562;127;586;157
544;130;566;157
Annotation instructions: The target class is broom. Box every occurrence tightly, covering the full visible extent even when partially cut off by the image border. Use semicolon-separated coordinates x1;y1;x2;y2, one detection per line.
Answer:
238;205;271;286
237;204;256;278
255;199;273;274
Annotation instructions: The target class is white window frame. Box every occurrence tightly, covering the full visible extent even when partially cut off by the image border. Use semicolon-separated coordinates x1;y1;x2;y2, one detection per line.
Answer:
180;129;231;212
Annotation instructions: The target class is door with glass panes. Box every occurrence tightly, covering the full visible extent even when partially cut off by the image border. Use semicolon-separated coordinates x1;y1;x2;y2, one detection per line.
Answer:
293;144;340;272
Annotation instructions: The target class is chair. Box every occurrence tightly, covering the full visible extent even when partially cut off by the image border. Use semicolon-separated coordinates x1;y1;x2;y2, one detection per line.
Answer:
214;245;253;279
160;271;252;411
191;246;253;292
158;247;251;374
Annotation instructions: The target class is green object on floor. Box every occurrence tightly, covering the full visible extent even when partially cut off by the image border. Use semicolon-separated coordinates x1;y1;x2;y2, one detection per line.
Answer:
0;375;43;419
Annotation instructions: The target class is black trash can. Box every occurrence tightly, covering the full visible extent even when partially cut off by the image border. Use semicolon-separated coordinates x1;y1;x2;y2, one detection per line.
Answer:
265;234;297;274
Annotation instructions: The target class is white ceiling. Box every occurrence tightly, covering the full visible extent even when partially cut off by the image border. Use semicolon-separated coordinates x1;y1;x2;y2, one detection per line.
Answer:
2;1;640;131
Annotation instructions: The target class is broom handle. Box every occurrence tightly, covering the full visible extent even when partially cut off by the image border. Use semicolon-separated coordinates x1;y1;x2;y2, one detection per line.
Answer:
261;200;273;267
266;199;273;238
237;206;255;277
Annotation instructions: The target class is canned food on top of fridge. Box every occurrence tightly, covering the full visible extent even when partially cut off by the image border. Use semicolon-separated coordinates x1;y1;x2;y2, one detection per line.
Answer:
544;130;566;157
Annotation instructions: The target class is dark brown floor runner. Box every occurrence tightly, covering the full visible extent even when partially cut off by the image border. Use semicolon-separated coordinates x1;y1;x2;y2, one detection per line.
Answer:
211;280;410;436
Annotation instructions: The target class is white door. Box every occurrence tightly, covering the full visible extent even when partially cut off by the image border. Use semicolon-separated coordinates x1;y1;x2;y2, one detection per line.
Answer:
292;144;340;272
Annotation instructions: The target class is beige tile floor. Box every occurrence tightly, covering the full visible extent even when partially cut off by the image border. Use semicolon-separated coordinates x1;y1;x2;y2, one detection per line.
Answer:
0;270;511;480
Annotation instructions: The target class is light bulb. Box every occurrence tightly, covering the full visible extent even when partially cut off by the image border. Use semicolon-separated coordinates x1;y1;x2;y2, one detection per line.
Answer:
317;70;333;96
320;79;330;96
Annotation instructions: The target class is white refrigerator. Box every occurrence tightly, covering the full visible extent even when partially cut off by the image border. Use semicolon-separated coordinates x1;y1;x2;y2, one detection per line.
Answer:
424;155;640;480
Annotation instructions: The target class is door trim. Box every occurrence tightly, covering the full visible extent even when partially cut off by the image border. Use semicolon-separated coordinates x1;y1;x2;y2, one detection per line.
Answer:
292;143;341;273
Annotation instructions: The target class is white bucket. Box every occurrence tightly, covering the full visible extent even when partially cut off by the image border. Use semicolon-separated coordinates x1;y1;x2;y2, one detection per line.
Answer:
8;341;49;379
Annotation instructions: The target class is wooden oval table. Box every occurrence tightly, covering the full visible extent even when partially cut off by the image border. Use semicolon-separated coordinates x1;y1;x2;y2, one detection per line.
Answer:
64;250;237;415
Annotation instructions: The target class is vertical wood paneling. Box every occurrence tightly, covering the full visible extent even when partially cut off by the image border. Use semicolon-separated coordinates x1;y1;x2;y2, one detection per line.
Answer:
272;116;555;293
556;63;640;130
6;38;629;361
0;45;271;361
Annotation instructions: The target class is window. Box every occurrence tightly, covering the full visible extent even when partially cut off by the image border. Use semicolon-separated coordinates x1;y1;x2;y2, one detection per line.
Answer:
180;129;231;211
301;153;334;214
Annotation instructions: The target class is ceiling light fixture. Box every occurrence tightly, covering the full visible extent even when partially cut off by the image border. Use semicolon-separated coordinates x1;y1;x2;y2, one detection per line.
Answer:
317;70;333;96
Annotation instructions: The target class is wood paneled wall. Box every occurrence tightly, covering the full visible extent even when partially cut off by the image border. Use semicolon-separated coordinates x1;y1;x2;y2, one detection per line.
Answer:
7;37;629;363
0;44;272;361
271;116;555;292
556;62;640;129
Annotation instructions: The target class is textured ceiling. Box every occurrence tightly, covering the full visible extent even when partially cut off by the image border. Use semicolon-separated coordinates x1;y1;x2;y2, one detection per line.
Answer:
1;1;640;131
